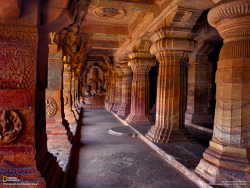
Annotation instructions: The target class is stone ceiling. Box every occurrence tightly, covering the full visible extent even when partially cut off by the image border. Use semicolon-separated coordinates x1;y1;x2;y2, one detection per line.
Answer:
81;0;156;59
54;0;213;68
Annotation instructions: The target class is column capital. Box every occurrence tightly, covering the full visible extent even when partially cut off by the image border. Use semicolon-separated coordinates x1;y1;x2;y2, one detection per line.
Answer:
128;57;156;74
208;0;250;41
120;62;132;75
150;37;197;55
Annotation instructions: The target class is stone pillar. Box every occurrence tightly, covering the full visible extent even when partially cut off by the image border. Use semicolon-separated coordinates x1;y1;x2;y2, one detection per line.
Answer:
46;44;70;150
112;67;123;112
71;72;75;109
63;63;77;135
185;53;213;127
195;0;250;184
146;35;196;143
126;54;155;124
74;76;79;108
0;25;46;186
106;70;115;112
118;61;133;116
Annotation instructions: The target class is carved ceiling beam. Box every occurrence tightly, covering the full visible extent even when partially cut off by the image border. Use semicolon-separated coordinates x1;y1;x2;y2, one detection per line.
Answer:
91;0;155;10
114;0;212;58
112;0;154;4
86;40;120;50
81;24;129;35
88;49;116;56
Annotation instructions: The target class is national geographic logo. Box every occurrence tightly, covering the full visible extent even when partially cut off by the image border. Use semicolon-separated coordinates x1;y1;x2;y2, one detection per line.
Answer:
3;176;7;183
2;176;20;183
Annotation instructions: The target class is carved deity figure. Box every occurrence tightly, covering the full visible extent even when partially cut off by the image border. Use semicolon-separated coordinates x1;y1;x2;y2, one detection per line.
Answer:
0;110;22;143
89;68;102;96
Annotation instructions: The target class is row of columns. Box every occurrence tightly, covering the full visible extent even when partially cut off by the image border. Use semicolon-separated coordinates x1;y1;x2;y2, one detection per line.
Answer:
45;42;83;174
106;0;250;184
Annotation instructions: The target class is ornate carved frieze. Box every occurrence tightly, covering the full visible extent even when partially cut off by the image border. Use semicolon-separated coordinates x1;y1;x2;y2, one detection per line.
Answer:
45;97;57;117
0;110;22;144
0;25;38;89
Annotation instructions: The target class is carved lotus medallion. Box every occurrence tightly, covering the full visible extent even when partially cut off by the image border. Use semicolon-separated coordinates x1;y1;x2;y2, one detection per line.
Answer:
0;110;22;144
93;7;125;19
46;97;57;117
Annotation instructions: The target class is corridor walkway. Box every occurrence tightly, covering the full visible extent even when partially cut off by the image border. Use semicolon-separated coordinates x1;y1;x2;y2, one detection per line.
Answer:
67;109;198;188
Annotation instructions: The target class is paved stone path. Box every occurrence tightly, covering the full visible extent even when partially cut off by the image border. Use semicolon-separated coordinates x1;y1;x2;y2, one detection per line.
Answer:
67;109;198;188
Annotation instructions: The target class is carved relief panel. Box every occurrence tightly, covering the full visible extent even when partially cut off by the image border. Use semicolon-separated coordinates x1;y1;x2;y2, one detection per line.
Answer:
0;110;22;144
83;62;107;97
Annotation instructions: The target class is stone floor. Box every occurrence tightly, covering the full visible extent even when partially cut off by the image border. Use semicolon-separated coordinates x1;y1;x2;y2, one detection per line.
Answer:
67;108;199;188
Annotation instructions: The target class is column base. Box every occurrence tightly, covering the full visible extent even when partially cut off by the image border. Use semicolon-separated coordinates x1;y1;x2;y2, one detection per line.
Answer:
126;114;154;124
105;99;114;112
195;140;250;185
185;112;213;127
112;102;121;112
117;104;131;116
146;125;189;143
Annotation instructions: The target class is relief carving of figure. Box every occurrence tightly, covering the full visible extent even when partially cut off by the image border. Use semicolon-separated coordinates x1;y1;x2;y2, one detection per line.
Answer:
84;68;106;97
0;110;22;143
89;68;102;96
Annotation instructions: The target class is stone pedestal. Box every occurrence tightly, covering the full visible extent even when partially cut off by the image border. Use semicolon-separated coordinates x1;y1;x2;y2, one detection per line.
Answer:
0;25;46;186
46;44;71;152
195;0;250;184
112;68;123;112
126;55;155;124
185;53;213;127
118;61;133;116
146;35;196;143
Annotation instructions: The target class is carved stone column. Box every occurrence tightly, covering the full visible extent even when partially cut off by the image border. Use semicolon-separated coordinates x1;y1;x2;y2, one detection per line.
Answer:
185;53;213;128
74;76;79;115
63;63;77;136
46;44;70;149
118;61;133;116
112;67;123;112
0;25;46;186
71;72;76;111
106;70;115;112
195;0;250;184
146;33;196;143
126;54;155;124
